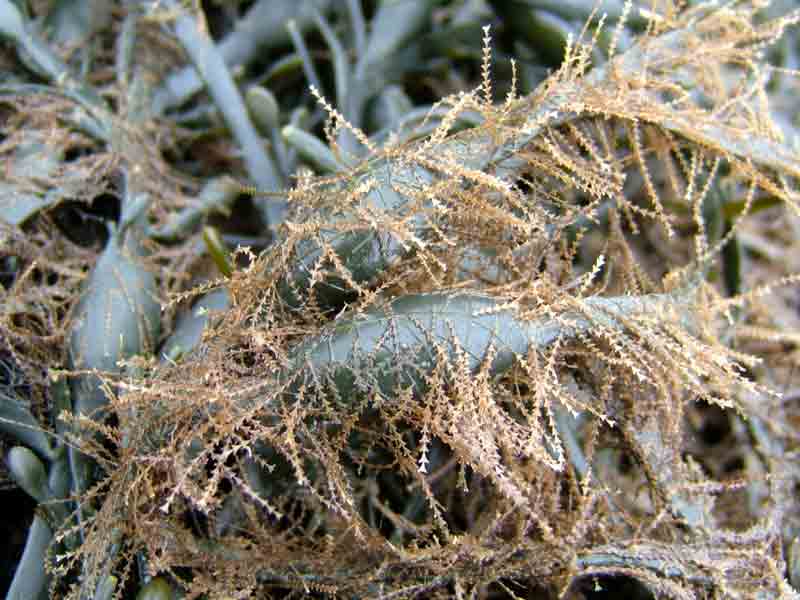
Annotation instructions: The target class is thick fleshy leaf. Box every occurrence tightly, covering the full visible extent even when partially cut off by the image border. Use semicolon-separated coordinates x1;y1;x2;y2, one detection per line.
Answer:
0;389;56;460
6;445;49;503
42;0;111;48
160;288;230;361
5;514;51;600
289;291;697;400
0;139;63;226
68;223;160;494
68;226;160;418
0;0;107;113
152;0;332;114
0;186;51;227
148;177;241;242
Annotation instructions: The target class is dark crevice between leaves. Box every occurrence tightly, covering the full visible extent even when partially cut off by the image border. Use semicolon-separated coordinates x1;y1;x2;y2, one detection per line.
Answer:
51;192;120;248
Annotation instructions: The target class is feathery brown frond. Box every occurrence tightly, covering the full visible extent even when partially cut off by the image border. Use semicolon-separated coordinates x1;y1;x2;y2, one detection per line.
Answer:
44;2;800;598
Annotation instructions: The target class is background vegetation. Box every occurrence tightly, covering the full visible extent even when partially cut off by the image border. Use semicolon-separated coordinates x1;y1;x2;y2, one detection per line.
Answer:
2;0;800;598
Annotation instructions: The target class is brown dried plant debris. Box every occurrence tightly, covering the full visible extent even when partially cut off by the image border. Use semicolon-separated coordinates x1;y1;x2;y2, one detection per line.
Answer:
50;2;800;599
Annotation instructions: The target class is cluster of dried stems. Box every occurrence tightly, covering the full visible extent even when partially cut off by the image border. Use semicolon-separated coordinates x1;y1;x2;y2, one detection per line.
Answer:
4;1;800;598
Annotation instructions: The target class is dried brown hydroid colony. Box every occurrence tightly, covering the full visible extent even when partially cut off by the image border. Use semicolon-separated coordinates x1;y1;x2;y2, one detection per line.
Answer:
60;3;800;598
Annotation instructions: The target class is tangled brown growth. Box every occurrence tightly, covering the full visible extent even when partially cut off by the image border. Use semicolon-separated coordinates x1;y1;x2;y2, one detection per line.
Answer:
27;2;800;598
